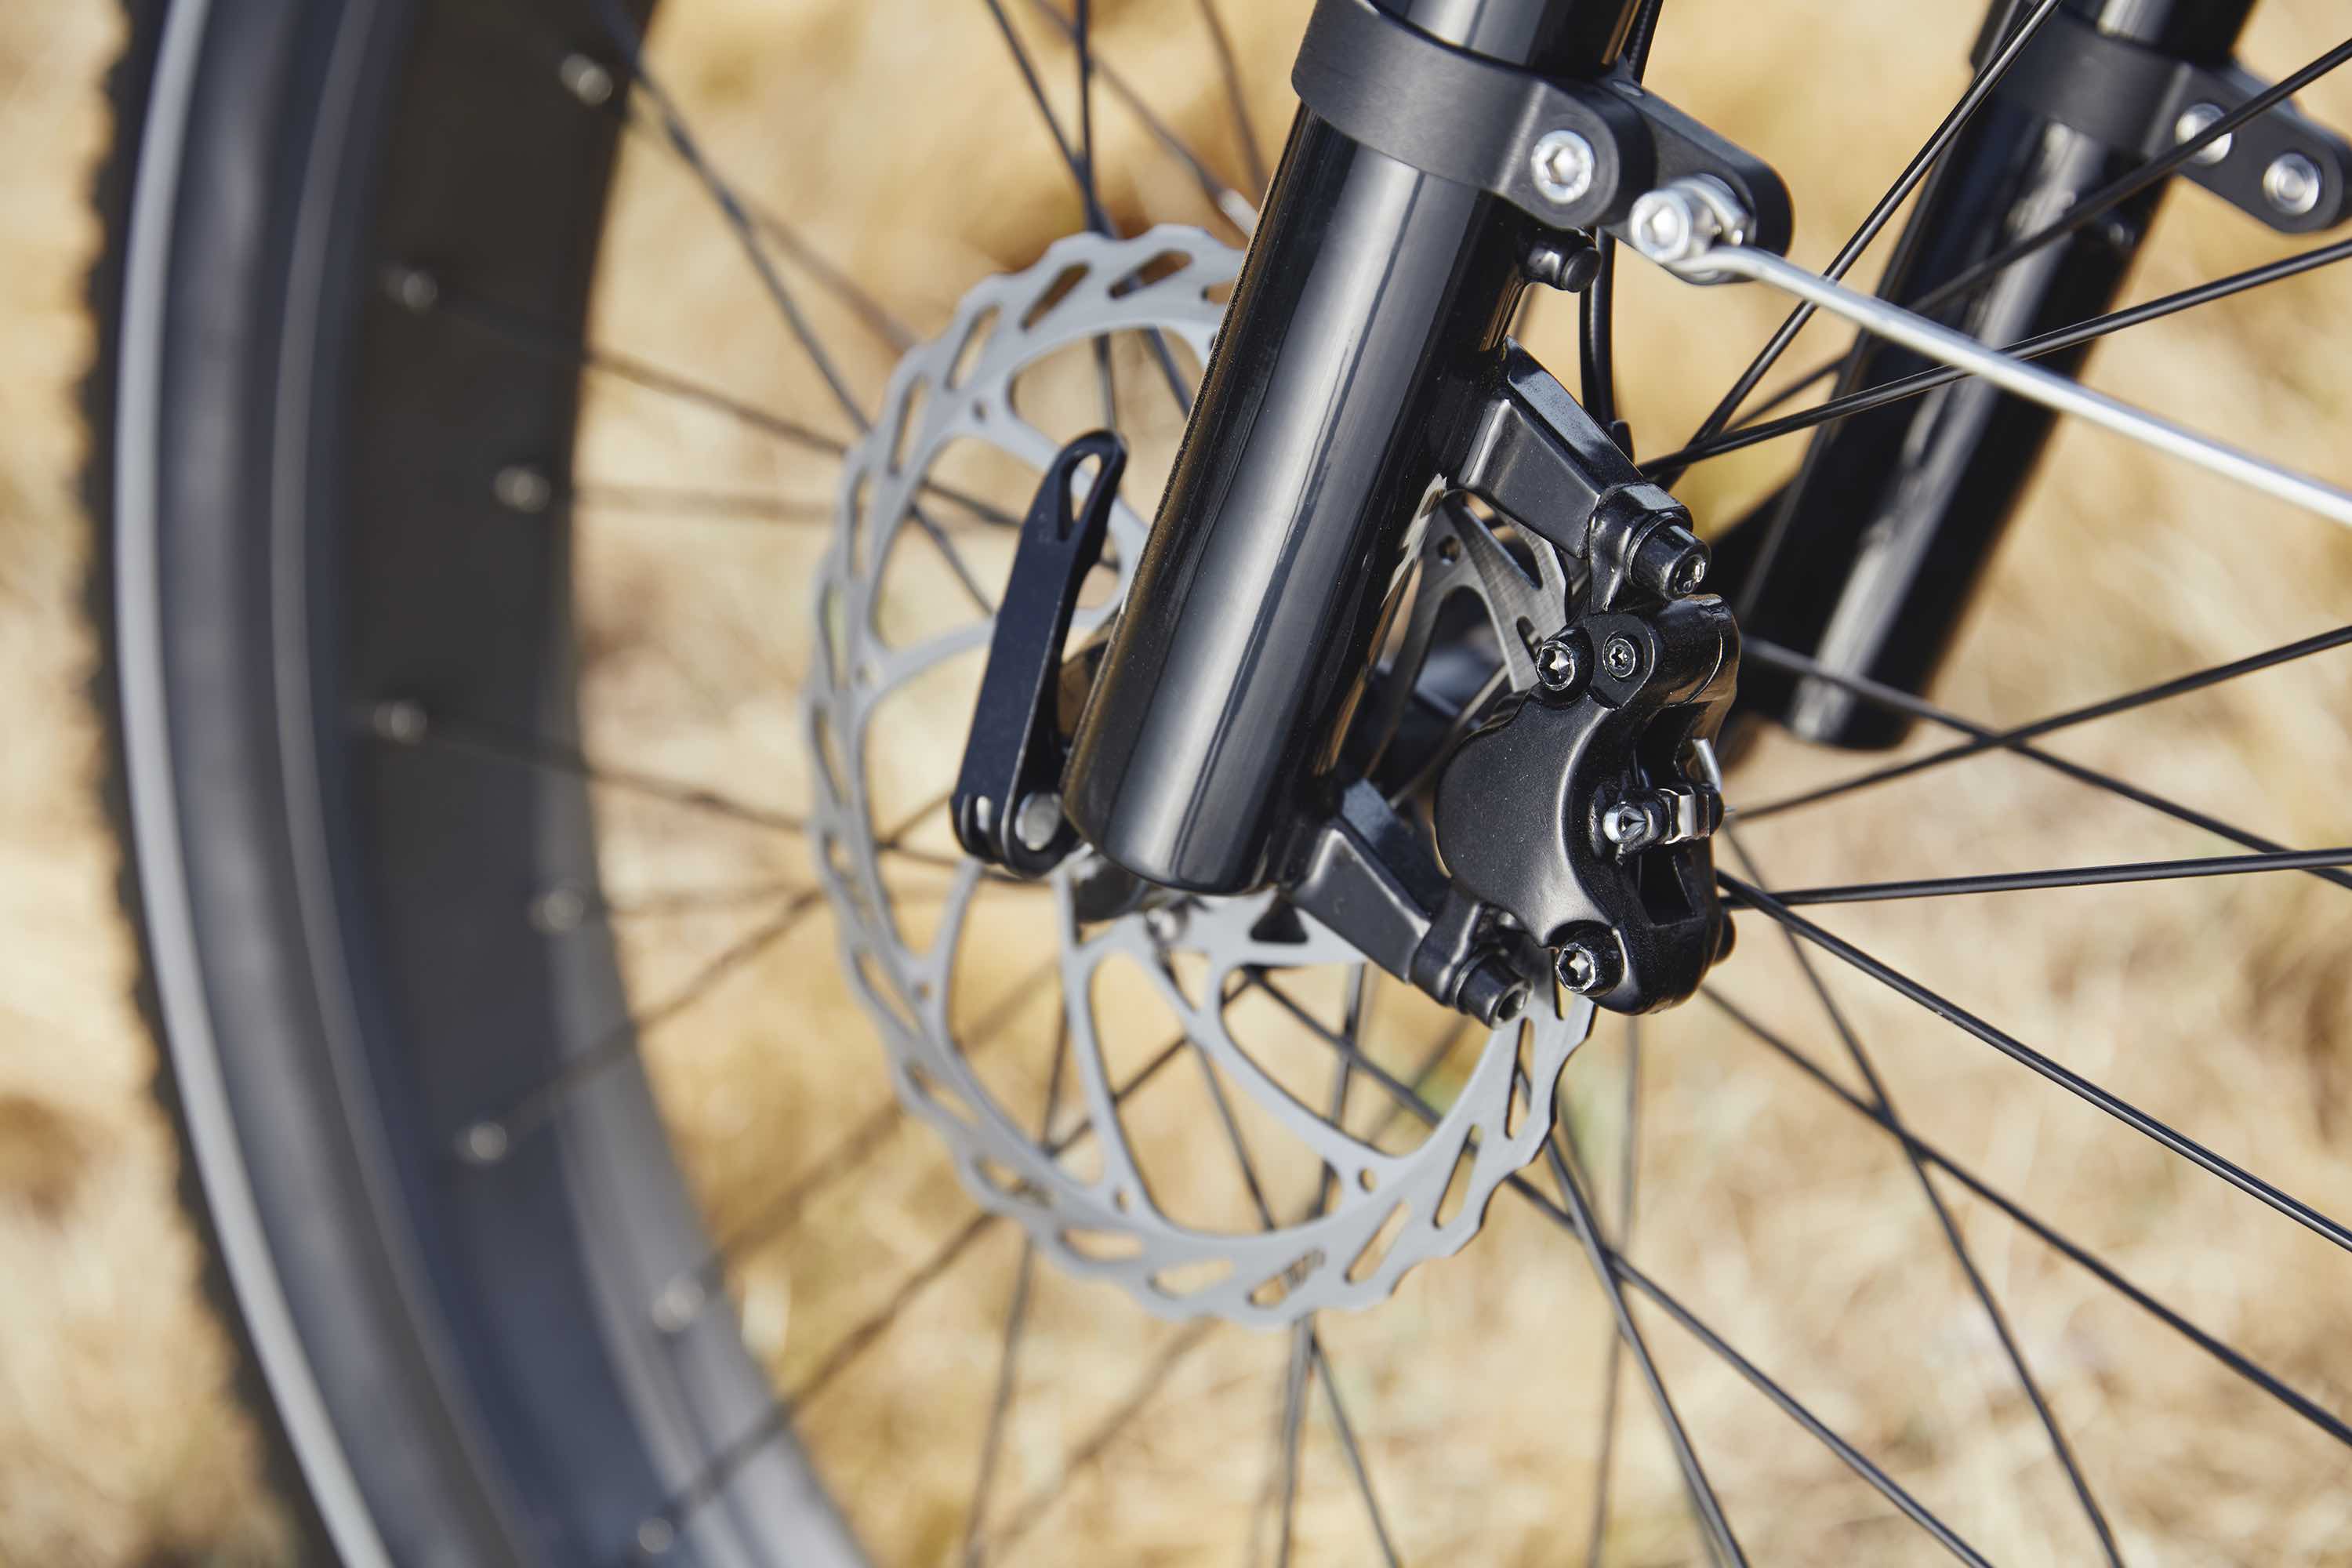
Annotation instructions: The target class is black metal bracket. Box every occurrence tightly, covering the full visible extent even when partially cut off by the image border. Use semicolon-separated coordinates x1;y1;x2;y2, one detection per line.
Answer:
1987;8;2352;233
952;432;1126;877
1290;0;1792;252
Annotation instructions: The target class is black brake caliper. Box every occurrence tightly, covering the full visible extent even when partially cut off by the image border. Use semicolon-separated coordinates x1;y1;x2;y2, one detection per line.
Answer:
1433;575;1737;1014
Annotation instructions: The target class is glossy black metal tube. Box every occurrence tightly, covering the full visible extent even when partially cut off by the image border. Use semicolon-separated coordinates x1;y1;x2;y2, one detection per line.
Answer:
1721;0;2255;749
1065;0;1640;892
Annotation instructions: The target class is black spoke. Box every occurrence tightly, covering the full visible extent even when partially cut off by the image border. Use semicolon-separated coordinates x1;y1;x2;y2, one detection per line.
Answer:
590;0;997;615
979;0;1197;417
1704;986;2352;1454
1580;1015;1639;1568
963;1014;1069;1566
1187;1021;1402;1566
1722;873;2352;1256
1024;0;1259;236
1606;1251;1995;1568
1651;0;2065;488
1646;235;2352;474
1734;638;2352;898
457;892;821;1163
1725;835;2122;1565
1750;845;2352;908
1247;973;1749;1568
570;482;835;524
1192;0;1268;194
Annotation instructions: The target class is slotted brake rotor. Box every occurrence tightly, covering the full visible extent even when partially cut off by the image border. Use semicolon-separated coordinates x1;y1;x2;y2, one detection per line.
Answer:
805;227;1595;1325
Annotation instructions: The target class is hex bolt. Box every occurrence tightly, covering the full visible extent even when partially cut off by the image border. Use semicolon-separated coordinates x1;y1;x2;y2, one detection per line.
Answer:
1014;790;1064;853
2264;152;2322;218
1600;633;1640;681
1529;129;1597;208
1533;633;1588;695
2173;103;2234;166
559;53;617;107
1601;797;1661;854
1668;546;1708;597
1554;930;1622;997
1626;176;1752;280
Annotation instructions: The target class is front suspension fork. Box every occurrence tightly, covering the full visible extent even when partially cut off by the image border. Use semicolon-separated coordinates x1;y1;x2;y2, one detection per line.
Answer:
1062;0;1652;895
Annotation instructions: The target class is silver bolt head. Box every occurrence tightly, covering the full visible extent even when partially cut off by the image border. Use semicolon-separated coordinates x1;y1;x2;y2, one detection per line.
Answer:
1530;129;1598;207
1556;942;1604;994
559;53;617;107
494;464;554;514
1014;791;1064;853
1602;800;1653;847
1600;633;1640;680
2173;103;2234;166
1628;187;1701;263
1533;635;1584;692
2264;151;2323;217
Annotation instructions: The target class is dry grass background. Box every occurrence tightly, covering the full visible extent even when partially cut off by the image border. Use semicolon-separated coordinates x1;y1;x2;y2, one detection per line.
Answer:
9;0;2352;1563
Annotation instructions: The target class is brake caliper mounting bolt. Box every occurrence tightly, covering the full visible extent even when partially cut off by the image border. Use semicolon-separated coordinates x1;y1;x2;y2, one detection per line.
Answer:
2173;102;2234;165
1533;633;1587;695
559;53;617;107
1668;548;1708;597
1529;129;1597;208
1600;633;1640;681
2264;152;2323;218
1555;931;1621;998
1602;797;1661;854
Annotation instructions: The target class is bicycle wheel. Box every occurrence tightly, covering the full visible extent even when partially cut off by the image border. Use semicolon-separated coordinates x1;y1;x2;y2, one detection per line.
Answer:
92;0;2352;1563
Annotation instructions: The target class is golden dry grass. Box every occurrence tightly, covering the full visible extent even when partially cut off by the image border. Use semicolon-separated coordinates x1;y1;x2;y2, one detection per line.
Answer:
10;0;2352;1563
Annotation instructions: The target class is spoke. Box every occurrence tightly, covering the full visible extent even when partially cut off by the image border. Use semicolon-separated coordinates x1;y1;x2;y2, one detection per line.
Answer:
1608;1252;1995;1568
1025;0;1260;236
1187;1016;1401;1566
1192;0;1267;193
569;482;836;524
1686;243;2352;529
1246;973;1748;1568
456;893;821;1163
402;274;1016;526
1653;0;2065;487
1704;986;2352;1454
1733;638;2352;898
1647;235;2352;474
1722;873;2352;1255
367;702;973;869
964;1015;1069;1565
1725;834;2121;1565
1581;1015;1639;1567
597;104;919;354
590;0;998;614
1751;845;2352;908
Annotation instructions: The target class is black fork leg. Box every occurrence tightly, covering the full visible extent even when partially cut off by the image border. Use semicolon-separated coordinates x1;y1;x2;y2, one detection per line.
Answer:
1064;0;1645;895
1717;0;2257;750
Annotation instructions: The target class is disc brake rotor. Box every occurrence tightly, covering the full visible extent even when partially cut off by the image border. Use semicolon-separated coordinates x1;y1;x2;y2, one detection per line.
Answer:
806;227;1595;1325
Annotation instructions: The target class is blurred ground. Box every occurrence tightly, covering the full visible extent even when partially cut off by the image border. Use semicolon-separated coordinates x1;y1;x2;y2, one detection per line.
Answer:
9;1;2352;1564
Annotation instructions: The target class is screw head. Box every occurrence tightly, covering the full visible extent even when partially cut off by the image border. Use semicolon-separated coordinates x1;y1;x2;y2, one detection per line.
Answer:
494;464;554;514
1602;799;1659;851
559;53;617;107
1530;129;1598;207
2173;103;2234;166
1533;633;1586;694
457;1120;510;1166
1628;187;1699;263
1014;791;1064;853
2264;152;2323;217
1600;633;1640;681
530;885;589;934
1668;548;1708;597
1554;933;1620;997
372;699;428;744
